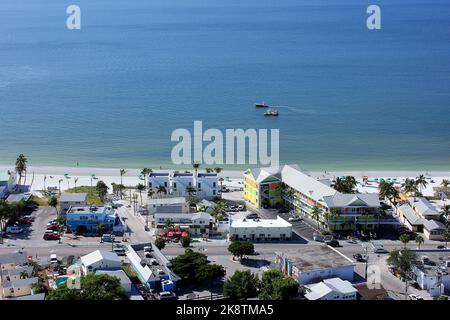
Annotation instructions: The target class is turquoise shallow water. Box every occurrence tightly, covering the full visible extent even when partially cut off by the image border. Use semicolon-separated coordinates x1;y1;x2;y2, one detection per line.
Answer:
0;0;449;170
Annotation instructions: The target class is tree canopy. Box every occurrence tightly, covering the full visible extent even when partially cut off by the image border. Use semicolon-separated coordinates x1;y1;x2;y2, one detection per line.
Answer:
228;240;255;260
170;249;225;284
223;270;260;300
258;269;299;300
46;274;128;300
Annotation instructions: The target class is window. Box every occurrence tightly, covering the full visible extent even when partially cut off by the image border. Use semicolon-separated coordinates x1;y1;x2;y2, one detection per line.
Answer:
198;183;201;188
173;183;177;188
188;182;192;186
213;182;216;187
149;183;152;188
164;182;167;187
213;190;216;195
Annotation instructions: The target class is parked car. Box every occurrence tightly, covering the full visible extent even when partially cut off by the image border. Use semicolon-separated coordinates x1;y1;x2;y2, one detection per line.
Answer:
44;232;60;240
47;224;60;231
18;217;33;225
353;254;366;262
113;245;126;256
237;205;245;211
158;291;177;300
374;247;389;254
101;234;115;243
278;207;289;214
6;226;24;234
313;233;324;242
246;213;259;219
326;240;340;247
288;217;302;222
408;294;423;300
437;245;446;249
50;254;58;264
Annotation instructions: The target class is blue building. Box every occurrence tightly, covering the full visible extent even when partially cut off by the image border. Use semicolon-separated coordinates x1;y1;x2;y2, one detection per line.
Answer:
66;206;125;234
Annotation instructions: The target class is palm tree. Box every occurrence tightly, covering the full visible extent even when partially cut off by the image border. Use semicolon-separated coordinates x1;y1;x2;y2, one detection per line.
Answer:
48;196;58;216
136;183;145;205
186;186;196;197
192;162;200;177
443;230;450;249
119;169;127;186
157;186;167;198
441;179;450;189
402;178;418;194
415;174;428;193
415;235;424;249
15;154;28;187
58;179;63;195
43;175;47;192
379;181;400;207
332;178;345;193
214;167;223;174
119;169;127;199
147;189;155;199
344;176;357;193
164;218;174;231
74;177;79;189
141;168;152;189
205;168;213;173
311;206;321;229
218;177;224;193
399;233;410;248
440;205;450;226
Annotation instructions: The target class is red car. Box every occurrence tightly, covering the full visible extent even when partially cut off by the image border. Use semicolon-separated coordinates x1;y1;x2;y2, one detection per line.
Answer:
19;218;33;225
43;232;60;240
47;224;60;231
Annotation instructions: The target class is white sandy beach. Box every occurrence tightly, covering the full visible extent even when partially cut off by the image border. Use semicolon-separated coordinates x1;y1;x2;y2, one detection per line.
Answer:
1;165;449;198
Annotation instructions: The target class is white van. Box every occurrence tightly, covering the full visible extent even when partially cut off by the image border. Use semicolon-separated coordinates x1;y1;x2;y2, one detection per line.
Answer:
50;254;58;264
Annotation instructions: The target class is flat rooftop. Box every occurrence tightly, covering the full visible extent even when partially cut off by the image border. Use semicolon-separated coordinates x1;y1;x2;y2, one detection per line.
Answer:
6;193;32;203
149;172;170;177
231;216;291;228
276;245;354;272
148;197;186;205
67;206;114;215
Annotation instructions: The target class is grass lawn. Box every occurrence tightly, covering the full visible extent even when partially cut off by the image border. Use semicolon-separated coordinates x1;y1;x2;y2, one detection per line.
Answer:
30;196;50;206
65;186;103;206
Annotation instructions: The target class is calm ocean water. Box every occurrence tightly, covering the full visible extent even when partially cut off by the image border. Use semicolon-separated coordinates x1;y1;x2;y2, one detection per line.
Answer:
0;0;449;170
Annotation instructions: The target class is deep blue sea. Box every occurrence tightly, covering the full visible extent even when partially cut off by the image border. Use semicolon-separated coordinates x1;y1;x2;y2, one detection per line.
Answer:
0;0;449;170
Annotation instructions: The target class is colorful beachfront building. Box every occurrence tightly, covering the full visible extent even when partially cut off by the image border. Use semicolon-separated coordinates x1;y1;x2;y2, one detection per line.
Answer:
244;165;381;232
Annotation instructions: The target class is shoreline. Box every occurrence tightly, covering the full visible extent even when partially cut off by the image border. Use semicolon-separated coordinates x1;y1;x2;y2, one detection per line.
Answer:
1;165;450;197
1;165;450;178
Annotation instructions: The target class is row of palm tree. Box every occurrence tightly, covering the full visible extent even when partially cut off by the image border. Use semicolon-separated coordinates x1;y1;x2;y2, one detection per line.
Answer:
332;176;358;193
401;174;429;195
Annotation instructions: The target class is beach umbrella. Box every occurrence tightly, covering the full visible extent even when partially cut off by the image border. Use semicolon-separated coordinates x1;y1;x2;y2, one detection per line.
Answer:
167;231;174;237
175;231;182;236
181;232;189;237
159;232;165;237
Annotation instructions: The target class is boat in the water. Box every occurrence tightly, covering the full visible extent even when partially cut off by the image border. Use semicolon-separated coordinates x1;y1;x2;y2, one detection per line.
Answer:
255;102;269;108
264;110;279;116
